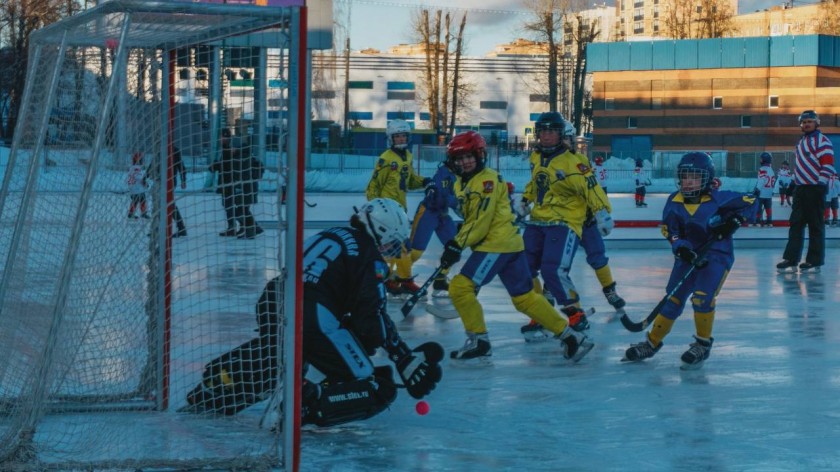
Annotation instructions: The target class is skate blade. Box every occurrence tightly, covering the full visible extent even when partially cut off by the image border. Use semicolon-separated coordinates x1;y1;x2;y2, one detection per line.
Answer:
522;332;552;343
620;356;645;363
776;267;797;273
569;341;594;363
424;302;460;320
449;355;493;367
605;308;625;323
680;359;706;371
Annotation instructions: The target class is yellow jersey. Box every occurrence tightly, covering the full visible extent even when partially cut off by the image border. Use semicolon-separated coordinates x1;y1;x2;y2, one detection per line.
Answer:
365;148;425;209
453;167;523;254
522;150;611;237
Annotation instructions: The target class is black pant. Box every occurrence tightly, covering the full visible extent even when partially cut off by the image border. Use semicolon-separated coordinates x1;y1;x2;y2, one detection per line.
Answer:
222;192;237;229
783;185;826;265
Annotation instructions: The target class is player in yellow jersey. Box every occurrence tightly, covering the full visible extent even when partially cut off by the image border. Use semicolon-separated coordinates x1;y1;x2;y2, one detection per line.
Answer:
365;119;429;296
437;130;593;362
515;112;614;339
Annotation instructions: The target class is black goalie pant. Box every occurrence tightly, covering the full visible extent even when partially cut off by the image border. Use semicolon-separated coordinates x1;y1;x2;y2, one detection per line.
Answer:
185;335;277;415
301;298;397;426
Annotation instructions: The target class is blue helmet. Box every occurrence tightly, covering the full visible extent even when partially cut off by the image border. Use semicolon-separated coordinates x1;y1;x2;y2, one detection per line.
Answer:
635;159;643;168
676;152;715;198
760;152;772;165
535;112;566;153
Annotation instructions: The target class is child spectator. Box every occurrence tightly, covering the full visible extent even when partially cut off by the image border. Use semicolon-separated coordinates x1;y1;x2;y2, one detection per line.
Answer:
127;152;149;219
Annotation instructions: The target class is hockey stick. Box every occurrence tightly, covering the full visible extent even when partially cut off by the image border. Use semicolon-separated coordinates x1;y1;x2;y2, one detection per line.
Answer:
619;236;719;333
400;266;444;318
304;199;317;208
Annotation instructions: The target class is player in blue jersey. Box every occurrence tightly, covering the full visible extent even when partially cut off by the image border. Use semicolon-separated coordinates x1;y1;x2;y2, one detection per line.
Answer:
623;152;757;370
407;160;459;296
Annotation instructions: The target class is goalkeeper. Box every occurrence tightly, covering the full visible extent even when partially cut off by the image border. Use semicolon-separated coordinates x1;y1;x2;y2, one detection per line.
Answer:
184;198;443;426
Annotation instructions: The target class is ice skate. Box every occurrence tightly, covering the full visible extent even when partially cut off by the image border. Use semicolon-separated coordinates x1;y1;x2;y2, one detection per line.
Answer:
621;338;661;362
776;260;797;273
798;262;821;273
399;277;422;295
832;219;839;227
562;306;590;332
450;332;492;361
520;320;551;343
555;327;594;363
680;335;713;370
602;282;626;310
385;279;405;298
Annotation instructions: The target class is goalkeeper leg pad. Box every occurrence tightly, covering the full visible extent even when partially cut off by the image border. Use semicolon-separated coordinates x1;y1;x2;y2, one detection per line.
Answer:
304;368;397;427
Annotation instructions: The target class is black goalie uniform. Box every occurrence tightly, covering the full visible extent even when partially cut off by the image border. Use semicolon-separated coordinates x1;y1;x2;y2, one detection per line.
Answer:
184;203;443;427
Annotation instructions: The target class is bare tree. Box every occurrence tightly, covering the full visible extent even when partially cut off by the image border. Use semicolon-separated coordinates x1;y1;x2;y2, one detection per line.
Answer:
0;0;83;141
817;0;840;34
412;8;470;137
662;0;736;39
566;13;599;135
522;0;567;113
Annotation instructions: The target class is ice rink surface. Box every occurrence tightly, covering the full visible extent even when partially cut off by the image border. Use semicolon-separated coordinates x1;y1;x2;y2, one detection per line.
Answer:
283;193;840;472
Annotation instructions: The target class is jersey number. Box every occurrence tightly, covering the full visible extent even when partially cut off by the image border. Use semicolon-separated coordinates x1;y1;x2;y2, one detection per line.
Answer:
303;238;342;282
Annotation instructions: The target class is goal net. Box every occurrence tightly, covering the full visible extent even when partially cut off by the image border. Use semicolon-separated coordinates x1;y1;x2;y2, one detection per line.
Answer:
0;1;307;470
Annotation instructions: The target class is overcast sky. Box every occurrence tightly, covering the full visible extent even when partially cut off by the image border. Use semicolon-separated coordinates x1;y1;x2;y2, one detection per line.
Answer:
342;0;789;56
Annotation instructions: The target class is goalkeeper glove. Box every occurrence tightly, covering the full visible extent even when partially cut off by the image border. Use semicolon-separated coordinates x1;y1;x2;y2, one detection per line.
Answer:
391;342;444;399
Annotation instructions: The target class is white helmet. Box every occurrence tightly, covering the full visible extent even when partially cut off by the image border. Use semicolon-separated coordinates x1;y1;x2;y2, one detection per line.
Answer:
386;119;411;150
356;198;410;258
563;120;577;139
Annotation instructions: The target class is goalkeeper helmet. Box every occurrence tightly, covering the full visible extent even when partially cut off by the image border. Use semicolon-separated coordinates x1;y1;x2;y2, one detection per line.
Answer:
386;119;412;150
354;198;410;259
446;130;487;177
676;152;715;199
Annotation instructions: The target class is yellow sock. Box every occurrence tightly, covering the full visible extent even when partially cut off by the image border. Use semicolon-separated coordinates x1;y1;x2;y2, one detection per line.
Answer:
410;248;424;263
647;314;675;347
594;265;614;288
694;311;715;339
395;251;413;279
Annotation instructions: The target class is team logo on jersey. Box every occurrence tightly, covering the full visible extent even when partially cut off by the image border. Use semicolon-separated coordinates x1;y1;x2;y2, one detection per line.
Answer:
554;169;566;180
374;260;389;280
390;161;399;171
577;163;590;173
483;180;494;193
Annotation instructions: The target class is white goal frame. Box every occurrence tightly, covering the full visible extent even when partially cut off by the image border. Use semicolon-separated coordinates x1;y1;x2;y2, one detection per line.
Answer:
0;1;308;470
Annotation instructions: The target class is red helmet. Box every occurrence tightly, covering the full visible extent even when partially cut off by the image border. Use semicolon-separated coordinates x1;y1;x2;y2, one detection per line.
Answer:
446;130;486;157
446;131;486;176
594;156;604;165
132;152;143;164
